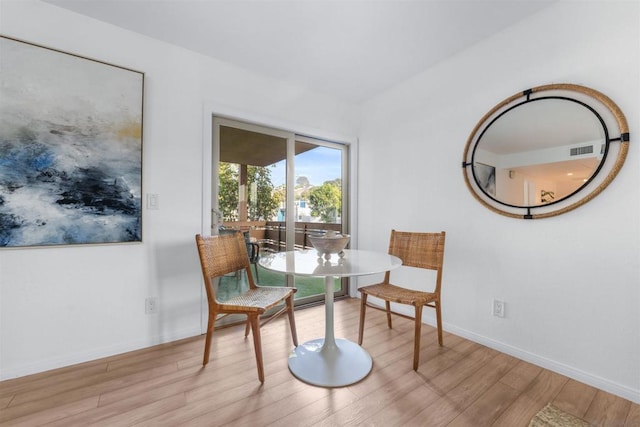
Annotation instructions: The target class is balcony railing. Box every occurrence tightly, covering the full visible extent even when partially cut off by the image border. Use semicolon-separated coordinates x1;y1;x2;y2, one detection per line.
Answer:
221;221;342;252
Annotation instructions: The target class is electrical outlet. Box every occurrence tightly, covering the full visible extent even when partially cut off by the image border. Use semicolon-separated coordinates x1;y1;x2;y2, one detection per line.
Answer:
492;299;505;318
145;297;159;314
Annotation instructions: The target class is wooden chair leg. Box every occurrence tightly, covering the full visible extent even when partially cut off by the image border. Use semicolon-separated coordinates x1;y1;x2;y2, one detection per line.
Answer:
358;293;368;345
286;296;298;347
413;304;423;371
385;300;392;329
244;318;251;338
248;314;264;383
435;300;443;346
203;312;216;366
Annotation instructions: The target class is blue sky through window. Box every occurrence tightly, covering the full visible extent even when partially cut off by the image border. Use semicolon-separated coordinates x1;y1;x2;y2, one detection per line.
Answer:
270;145;342;187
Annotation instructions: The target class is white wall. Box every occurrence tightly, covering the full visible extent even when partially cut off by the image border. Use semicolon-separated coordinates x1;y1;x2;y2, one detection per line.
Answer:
358;1;639;403
0;0;359;378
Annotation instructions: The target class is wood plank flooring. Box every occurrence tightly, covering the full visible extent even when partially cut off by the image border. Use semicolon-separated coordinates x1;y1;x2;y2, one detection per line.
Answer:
1;298;638;426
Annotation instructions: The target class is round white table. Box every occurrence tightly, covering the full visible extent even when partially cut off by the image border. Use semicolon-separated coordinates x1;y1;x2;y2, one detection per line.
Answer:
259;249;402;387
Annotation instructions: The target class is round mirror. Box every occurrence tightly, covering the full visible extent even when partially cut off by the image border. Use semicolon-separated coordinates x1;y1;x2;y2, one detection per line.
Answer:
462;84;629;219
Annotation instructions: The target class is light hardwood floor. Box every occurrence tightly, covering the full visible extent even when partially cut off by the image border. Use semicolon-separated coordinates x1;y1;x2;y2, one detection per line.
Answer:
1;298;639;426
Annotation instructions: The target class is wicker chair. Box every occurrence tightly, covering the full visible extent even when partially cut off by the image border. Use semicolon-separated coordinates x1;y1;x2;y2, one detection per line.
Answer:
195;233;298;382
358;230;446;371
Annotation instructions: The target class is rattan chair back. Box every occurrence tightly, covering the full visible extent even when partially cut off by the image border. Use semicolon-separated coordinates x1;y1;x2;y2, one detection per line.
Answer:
197;232;252;286
389;230;445;270
387;230;446;293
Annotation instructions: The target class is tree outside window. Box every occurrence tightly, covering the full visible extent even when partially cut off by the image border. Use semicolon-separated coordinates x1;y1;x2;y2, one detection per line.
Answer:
309;179;341;223
218;163;281;221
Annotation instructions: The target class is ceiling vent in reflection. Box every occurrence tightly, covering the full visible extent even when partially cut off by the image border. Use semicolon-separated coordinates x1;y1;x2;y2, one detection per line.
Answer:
570;145;594;156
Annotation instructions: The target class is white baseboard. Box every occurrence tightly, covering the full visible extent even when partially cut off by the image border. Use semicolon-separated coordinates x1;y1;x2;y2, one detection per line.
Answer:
0;327;202;381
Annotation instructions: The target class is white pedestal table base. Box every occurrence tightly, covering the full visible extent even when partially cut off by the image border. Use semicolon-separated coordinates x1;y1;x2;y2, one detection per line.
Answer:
288;338;373;387
288;275;373;387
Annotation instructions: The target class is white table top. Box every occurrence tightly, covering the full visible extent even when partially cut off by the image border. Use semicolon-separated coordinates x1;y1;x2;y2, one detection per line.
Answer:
259;249;402;278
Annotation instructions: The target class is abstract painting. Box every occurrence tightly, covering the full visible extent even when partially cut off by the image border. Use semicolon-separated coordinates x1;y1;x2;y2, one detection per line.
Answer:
0;36;144;247
475;163;496;196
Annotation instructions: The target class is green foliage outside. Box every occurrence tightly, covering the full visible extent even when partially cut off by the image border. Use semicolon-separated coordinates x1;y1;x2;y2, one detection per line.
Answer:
248;165;281;220
218;163;342;224
218;163;239;221
309;179;342;223
218;163;281;221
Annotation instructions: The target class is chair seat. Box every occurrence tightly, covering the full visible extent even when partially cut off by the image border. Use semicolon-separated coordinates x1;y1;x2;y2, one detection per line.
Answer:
220;286;294;312
360;283;437;306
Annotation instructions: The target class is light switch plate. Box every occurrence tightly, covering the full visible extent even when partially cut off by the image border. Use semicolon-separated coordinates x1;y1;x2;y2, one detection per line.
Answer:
146;193;159;210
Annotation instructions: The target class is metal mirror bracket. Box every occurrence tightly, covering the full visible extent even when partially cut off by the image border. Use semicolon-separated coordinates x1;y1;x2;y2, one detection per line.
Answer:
462;83;629;219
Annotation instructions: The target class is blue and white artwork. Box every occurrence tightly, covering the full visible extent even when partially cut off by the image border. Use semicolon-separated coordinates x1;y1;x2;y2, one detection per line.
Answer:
0;37;144;247
474;163;496;197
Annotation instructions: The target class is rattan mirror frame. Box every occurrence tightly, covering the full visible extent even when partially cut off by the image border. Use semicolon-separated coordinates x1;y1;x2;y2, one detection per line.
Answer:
462;83;629;219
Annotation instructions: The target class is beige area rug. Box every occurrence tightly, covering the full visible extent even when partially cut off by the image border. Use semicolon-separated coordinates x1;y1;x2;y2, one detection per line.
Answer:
529;403;591;427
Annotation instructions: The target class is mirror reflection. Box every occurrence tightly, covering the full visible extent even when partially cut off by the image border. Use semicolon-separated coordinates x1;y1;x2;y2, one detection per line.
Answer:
473;98;606;207
462;83;629;219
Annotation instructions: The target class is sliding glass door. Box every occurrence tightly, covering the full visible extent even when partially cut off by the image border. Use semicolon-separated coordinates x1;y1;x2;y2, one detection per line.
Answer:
212;117;349;306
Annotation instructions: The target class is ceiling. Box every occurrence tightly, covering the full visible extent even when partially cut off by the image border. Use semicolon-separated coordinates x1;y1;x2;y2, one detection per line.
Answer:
44;0;555;104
